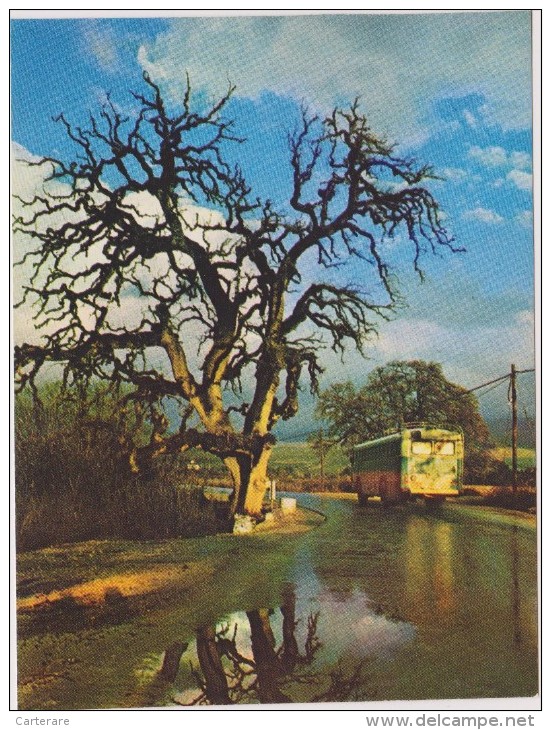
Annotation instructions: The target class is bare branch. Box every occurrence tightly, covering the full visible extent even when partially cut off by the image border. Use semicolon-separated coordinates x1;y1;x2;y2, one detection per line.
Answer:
14;76;456;516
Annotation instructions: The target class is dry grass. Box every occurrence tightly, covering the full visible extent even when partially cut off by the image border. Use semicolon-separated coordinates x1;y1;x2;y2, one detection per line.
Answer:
17;566;189;611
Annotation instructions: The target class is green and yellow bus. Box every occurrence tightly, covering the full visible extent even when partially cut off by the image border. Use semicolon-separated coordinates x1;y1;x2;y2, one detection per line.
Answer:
352;425;463;505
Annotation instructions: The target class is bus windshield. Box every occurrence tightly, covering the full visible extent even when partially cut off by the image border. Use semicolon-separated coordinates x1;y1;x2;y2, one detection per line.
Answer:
411;441;431;455
411;440;456;455
434;441;455;455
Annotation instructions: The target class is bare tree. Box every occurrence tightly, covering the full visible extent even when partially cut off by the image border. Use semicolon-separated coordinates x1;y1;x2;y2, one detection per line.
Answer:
183;600;364;705
14;73;459;517
307;428;337;489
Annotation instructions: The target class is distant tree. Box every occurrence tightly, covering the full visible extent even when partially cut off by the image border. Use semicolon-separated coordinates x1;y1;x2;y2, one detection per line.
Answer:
14;74;459;518
317;360;493;461
307;428;336;488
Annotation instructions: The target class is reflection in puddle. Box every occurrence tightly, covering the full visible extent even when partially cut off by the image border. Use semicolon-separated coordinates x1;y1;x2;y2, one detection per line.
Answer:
17;499;538;708
312;588;415;662
138;586;414;705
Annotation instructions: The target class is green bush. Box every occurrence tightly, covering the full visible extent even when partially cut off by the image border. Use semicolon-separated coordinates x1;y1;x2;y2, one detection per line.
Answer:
15;386;223;551
517;467;536;488
463;448;512;486
16;483;222;551
481;487;537;512
463;448;536;488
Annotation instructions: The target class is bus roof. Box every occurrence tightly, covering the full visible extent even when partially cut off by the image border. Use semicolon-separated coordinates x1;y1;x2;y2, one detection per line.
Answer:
353;432;403;450
352;426;462;451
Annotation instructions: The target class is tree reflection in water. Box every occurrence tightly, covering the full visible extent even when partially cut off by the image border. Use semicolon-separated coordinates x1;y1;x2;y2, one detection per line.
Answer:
162;587;368;705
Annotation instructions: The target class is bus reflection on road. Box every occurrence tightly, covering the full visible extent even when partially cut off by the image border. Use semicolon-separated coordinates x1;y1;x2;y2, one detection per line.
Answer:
401;511;537;652
403;519;456;621
298;499;538;702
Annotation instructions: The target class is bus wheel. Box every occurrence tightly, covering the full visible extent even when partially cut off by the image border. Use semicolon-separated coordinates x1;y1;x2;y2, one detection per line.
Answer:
425;496;445;509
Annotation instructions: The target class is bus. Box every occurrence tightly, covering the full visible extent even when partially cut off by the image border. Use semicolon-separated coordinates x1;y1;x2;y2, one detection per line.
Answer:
352;425;463;505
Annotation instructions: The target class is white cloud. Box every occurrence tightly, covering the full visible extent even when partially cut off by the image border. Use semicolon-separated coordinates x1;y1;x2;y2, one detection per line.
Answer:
375;319;448;361
441;167;468;182
12;141;40;164
510;151;531;170
507;169;533;191
515;210;533;228
468;145;508;167
363;307;531;373
83;24;121;73
369;310;534;392
11;142;56;201
463;110;477;128
463;207;504;224
467;146;533;188
136;12;532;142
12;143;252;352
12;148;103;346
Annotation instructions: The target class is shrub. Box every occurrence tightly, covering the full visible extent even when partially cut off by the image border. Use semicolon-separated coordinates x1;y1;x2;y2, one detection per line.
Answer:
464;448;512;486
517;467;536;488
480;487;537;512
15;386;223;551
463;448;536;488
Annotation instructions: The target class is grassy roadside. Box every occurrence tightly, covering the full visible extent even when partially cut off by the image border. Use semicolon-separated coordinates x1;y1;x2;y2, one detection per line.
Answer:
17;507;323;603
489;447;537;469
17;506;326;710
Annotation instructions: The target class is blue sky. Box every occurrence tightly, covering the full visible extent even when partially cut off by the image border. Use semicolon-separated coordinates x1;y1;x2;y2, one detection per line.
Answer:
11;12;536;424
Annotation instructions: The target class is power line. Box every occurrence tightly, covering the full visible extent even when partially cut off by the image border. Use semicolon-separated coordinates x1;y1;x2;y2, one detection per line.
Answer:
441;368;534;404
466;368;534;395
467;374;510;393
460;365;535;492
475;378;509;400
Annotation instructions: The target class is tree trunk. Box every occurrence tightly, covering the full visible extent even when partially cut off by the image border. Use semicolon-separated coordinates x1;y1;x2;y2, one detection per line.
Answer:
247;609;290;703
224;456;242;516
280;587;299;671
196;625;231;705
159;641;187;682
231;446;273;517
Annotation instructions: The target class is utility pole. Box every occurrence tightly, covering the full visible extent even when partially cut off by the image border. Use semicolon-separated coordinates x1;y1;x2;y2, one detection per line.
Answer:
511;363;518;493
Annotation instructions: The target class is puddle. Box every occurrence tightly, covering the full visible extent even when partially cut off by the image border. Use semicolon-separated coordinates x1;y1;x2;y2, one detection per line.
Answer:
131;585;414;706
17;497;538;708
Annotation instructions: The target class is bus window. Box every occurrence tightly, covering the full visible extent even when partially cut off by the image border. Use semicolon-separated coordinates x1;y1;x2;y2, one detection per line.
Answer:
434;441;455;455
411;441;432;455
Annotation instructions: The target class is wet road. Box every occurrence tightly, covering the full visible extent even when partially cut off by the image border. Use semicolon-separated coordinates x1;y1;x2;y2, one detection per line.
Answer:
281;496;538;702
18;495;538;707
